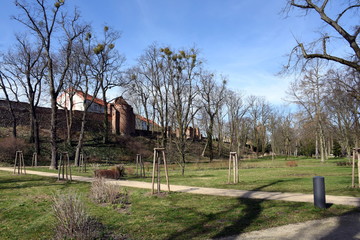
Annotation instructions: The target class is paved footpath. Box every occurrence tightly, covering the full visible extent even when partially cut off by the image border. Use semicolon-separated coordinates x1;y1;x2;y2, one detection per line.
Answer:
1;167;359;206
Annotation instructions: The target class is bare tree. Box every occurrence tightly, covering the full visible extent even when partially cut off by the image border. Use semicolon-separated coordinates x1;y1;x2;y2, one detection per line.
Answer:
284;0;360;72
225;90;250;154
138;44;172;145
326;68;360;152
198;72;227;161
14;0;89;169
74;32;101;166
247;95;270;156
0;70;19;138
161;47;201;175
2;35;45;154
287;60;329;161
126;67;152;131
91;26;125;144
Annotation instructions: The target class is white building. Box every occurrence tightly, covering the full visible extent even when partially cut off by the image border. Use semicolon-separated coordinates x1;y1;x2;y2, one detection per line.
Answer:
57;89;105;113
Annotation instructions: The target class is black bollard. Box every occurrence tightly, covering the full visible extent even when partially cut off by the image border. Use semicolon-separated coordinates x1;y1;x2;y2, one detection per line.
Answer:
313;176;326;208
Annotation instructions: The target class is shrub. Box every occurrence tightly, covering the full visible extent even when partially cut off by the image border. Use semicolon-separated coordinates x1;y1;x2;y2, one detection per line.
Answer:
90;177;129;207
52;192;103;240
286;161;298;167
336;161;351;166
94;164;126;179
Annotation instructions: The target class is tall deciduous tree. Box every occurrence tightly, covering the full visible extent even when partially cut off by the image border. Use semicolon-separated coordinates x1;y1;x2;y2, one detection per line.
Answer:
287;60;329;162
74;31;101;166
198;72;227;161
91;26;125;144
2;35;45;154
0;70;18;138
284;0;360;73
14;0;89;169
162;47;201;175
225;90;249;154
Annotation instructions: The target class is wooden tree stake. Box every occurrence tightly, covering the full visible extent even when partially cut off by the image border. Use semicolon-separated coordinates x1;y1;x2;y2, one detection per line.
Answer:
352;148;360;188
151;148;170;194
31;152;38;167
13;151;26;175
78;153;87;173
58;152;72;181
136;154;145;177
228;152;239;184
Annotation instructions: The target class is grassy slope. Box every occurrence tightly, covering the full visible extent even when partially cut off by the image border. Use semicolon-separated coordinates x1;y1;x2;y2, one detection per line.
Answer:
0;170;359;240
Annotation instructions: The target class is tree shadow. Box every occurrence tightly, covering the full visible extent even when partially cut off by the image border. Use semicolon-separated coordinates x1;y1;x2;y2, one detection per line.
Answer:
0;175;64;190
319;209;360;240
165;180;287;240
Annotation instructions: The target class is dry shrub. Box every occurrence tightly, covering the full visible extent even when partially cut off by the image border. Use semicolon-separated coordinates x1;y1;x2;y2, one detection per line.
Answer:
94;164;125;179
90;178;129;206
286;161;298;167
125;167;135;175
0;137;29;164
52;192;103;240
336;161;351;166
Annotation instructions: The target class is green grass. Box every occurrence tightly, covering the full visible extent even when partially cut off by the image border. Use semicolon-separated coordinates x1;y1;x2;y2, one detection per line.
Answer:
0;170;358;240
26;156;360;197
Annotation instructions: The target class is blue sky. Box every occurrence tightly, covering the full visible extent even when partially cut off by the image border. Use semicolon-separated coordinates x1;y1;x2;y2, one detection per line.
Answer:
0;0;334;106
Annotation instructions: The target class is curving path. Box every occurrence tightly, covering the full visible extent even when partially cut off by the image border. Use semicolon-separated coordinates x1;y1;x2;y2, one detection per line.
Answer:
1;167;359;207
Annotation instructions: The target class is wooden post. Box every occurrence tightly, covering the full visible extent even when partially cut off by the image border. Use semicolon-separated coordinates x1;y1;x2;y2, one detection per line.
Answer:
13;151;26;175
141;155;145;177
351;148;360;188
228;152;239;184
31;153;38;167
136;154;145;177
58;152;72;181
151;148;170;194
78;153;86;173
358;151;360;188
151;150;157;194
136;154;139;176
352;149;356;188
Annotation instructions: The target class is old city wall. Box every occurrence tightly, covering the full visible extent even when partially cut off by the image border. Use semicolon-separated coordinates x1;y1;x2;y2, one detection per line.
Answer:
0;100;103;134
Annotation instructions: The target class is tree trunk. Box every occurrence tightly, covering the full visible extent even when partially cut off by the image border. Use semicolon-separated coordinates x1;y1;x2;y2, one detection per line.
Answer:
75;109;87;166
49;96;58;169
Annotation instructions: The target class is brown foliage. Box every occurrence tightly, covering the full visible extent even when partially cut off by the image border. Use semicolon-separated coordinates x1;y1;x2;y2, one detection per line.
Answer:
94;164;125;179
52;192;104;240
90;177;129;206
286;161;298;167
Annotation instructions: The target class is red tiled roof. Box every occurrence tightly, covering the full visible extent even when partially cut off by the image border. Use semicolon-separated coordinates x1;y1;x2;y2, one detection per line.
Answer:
136;114;160;127
73;89;105;106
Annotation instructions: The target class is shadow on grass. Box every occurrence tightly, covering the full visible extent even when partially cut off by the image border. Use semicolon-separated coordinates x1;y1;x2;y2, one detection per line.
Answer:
0;174;64;190
165;180;288;240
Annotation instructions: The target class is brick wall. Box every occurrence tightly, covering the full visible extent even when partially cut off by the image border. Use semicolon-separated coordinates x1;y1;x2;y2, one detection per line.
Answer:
0;100;104;133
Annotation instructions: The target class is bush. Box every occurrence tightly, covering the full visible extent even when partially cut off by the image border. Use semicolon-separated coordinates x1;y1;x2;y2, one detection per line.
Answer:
336;161;351;166
90;177;129;207
52;192;103;240
94;164;126;179
286;161;298;167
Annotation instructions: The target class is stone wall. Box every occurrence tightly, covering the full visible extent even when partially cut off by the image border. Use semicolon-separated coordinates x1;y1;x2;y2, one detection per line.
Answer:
0;100;103;133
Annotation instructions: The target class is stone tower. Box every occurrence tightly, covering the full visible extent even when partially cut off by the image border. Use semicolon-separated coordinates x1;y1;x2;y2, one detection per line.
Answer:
110;97;135;135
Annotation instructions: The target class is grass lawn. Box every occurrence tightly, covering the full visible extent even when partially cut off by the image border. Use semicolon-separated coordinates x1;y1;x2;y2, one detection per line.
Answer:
27;156;360;197
0;170;359;240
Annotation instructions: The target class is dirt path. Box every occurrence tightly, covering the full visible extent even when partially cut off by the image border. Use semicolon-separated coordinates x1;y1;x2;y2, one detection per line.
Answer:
217;213;360;240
